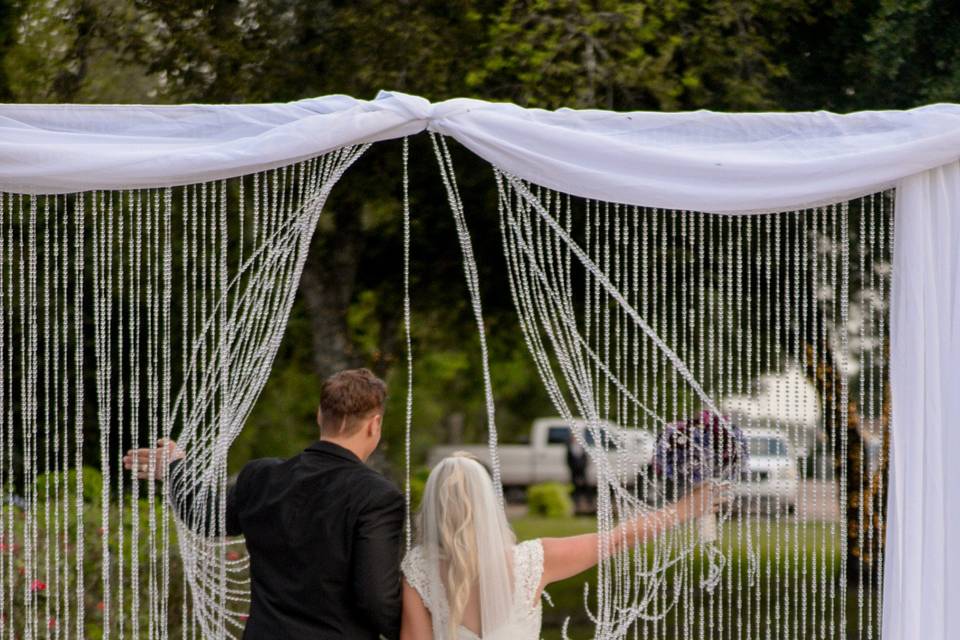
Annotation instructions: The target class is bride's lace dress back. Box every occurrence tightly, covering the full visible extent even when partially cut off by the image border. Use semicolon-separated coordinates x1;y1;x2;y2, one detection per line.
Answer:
402;538;544;640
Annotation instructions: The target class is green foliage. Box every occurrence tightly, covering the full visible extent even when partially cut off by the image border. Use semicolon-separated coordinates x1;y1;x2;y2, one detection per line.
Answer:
526;482;574;518
0;0;21;98
409;466;431;514
2;0;157;102
35;466;103;505
855;0;960;106
5;468;188;637
476;0;816;111
0;0;947;494
229;298;324;473
512;517;876;638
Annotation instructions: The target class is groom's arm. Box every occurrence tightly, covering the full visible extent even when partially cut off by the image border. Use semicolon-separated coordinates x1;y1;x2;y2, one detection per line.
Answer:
352;482;405;640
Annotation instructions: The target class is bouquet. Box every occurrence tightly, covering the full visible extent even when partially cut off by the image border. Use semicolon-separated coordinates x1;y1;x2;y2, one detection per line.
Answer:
653;410;748;542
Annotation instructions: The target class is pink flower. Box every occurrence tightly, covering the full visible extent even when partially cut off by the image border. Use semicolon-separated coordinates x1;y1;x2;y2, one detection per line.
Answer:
47;617;56;629
30;579;46;592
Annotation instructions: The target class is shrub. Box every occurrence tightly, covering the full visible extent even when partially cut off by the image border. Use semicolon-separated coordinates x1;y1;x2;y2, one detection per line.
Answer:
527;482;573;518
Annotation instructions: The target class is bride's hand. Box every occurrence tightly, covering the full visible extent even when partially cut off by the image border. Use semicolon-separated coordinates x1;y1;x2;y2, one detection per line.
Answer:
675;481;732;523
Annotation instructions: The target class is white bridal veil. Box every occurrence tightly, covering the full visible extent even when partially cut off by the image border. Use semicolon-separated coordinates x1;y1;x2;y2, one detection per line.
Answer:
417;455;516;639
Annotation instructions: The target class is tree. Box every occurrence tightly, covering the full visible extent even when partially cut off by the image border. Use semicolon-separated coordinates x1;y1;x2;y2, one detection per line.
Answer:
0;0;22;99
475;0;819;110
0;2;911;556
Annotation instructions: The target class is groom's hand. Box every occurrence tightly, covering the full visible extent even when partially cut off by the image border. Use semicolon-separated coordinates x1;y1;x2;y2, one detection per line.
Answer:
123;438;185;481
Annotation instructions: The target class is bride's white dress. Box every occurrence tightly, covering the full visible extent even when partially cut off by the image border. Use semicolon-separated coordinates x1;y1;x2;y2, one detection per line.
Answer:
401;538;544;640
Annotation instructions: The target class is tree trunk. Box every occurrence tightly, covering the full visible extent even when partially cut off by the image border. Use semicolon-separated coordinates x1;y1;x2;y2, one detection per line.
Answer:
298;220;365;378
861;345;891;587
801;329;885;587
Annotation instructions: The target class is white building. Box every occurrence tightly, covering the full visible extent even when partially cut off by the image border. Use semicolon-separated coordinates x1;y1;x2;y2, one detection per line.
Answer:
720;367;821;459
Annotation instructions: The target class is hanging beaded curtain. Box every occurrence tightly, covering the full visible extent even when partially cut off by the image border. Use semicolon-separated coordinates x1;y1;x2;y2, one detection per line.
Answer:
489;169;893;639
0;144;366;639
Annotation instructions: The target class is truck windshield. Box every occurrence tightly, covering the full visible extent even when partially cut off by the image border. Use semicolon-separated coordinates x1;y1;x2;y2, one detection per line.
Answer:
547;425;619;450
583;428;618;450
748;437;788;457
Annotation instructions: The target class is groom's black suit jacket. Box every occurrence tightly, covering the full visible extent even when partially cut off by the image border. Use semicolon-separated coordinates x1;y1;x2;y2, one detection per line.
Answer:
176;441;404;639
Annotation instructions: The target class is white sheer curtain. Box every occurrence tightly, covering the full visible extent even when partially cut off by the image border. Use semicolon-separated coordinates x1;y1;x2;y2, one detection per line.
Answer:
886;162;960;638
0;91;957;639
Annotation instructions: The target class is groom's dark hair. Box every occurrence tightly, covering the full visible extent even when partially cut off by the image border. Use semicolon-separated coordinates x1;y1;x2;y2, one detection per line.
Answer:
319;368;387;436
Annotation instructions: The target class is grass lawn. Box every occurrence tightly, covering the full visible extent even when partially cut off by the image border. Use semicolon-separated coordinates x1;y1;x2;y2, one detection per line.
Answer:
510;516;883;640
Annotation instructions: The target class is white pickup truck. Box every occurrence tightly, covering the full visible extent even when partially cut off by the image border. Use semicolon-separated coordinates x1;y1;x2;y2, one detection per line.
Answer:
427;417;656;499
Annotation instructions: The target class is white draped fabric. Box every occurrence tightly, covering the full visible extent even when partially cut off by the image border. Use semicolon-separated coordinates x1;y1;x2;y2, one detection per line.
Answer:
5;91;960;210
0;91;958;639
0;96;422;193
886;162;960;639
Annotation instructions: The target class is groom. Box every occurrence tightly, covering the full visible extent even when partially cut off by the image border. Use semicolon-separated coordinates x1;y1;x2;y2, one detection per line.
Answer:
124;368;405;639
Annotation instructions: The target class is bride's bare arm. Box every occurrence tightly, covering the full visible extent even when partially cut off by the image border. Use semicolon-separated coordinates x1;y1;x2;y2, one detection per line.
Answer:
539;482;723;589
400;579;433;640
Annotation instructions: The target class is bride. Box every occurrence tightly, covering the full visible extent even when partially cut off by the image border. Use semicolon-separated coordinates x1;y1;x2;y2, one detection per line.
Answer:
400;451;726;640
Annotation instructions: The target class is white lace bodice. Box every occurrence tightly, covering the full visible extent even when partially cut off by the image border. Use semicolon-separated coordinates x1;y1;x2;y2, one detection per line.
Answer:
401;538;544;640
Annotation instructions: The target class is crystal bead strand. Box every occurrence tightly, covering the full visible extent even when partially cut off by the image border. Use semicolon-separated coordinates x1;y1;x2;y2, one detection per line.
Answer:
799;208;810;640
58;193;71;638
128;189;142;640
761;213;772;639
839;201;850;637
40;195;53;636
722;212;732;640
180;182;192;640
73;191;85;638
874;190;888;638
826;204;838;639
858;196;869;639
815;205;826;640
0;193;6;639
771;210;784;638
783;210;793;640
863;193;875;639
94;189;116;638
147;187;160;638
160;185;173;640
790;209;802;640
402;138;414;552
430;134;504;505
26;195;39;640
745;213;757;640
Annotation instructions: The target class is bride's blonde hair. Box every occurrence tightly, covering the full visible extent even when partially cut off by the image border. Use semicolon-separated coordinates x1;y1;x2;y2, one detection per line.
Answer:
418;452;516;639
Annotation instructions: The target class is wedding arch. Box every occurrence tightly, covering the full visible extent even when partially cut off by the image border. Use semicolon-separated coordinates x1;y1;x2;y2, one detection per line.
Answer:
0;91;956;639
